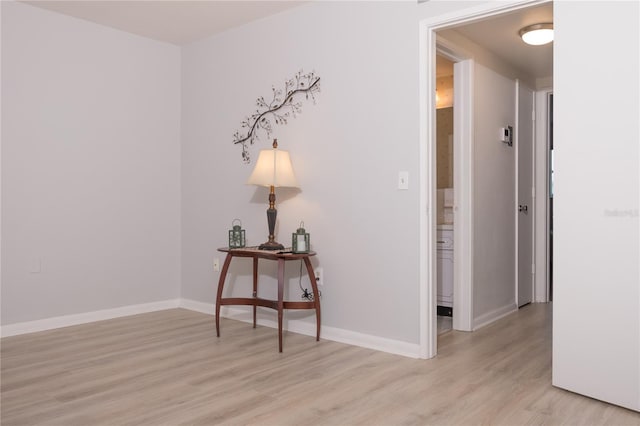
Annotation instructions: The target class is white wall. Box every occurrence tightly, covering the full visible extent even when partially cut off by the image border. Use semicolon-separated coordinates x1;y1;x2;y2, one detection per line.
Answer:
472;63;517;326
1;2;182;325
181;1;421;346
553;0;639;412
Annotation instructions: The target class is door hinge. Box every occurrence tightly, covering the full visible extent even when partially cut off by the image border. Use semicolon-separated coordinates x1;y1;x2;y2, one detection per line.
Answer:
532;264;536;274
532;110;536;121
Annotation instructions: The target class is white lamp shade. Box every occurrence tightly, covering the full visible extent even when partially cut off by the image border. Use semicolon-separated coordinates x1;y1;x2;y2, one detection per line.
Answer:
246;148;299;188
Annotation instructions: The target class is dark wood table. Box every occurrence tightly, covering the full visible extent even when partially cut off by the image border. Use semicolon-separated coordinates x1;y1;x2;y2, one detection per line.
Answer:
216;247;321;352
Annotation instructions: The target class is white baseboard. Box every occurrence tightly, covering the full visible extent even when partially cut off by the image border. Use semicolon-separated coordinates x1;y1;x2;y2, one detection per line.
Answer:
473;302;518;330
180;298;421;358
178;298;214;315
0;299;181;338
1;298;421;359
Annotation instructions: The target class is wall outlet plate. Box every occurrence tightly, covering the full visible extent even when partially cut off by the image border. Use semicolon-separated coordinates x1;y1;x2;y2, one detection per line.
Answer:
314;267;323;286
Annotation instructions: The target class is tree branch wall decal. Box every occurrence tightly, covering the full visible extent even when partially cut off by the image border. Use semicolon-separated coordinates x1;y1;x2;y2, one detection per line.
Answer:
232;70;320;163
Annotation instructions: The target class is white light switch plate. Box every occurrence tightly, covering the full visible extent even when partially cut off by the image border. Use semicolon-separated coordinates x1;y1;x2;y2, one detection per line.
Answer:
398;171;409;190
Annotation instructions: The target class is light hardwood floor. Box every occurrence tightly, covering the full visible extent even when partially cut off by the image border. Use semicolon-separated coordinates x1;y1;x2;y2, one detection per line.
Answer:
2;304;639;425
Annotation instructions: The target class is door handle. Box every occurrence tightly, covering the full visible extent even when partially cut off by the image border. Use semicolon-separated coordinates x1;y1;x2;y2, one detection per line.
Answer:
519;204;528;213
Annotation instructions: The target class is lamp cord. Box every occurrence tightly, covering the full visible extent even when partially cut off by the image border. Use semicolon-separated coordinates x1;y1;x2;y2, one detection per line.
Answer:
299;260;314;301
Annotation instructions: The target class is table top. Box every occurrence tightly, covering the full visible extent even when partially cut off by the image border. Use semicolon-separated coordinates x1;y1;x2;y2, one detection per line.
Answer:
218;247;316;260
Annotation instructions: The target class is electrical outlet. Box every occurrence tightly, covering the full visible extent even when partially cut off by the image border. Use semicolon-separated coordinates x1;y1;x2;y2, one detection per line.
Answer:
213;258;220;272
314;267;323;286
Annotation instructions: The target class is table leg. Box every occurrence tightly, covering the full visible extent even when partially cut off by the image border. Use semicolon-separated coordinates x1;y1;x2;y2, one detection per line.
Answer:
252;257;258;328
277;258;285;352
215;253;233;337
303;257;321;341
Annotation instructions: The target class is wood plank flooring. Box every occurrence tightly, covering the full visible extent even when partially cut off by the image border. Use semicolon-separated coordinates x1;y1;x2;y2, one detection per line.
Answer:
2;304;639;425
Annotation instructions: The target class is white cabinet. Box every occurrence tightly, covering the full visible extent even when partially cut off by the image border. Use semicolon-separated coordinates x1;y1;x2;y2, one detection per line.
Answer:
437;229;453;308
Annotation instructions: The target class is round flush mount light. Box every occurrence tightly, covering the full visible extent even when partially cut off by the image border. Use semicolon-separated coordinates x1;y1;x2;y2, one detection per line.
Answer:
519;23;554;46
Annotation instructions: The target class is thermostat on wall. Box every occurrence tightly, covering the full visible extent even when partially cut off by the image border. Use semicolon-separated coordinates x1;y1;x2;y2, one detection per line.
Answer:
499;126;513;146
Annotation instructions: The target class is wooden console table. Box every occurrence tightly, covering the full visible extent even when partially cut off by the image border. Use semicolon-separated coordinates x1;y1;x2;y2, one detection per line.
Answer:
216;247;321;352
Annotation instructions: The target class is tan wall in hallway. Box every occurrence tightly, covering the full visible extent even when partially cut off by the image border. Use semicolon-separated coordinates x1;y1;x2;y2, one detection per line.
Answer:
436;106;453;189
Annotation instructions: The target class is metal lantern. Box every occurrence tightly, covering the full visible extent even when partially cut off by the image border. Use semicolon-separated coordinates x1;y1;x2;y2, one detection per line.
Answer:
228;219;246;249
292;222;310;253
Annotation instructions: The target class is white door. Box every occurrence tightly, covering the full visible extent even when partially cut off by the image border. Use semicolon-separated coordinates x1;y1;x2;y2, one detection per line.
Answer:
517;81;534;307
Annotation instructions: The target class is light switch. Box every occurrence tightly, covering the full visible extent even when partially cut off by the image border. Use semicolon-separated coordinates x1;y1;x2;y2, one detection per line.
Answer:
398;171;409;190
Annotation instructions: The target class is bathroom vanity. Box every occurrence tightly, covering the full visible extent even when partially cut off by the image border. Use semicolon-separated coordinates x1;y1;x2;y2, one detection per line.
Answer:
437;225;453;313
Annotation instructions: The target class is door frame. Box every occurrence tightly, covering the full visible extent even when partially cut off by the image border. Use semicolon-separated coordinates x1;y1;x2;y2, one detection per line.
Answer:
436;42;474;334
418;0;551;359
515;79;536;307
534;88;553;302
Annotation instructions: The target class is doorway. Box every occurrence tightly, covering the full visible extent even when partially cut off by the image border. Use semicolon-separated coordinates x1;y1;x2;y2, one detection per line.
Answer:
435;53;455;335
419;0;554;359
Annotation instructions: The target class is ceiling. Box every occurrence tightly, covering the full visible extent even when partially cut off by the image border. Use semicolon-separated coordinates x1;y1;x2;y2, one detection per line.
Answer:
23;1;552;79
23;1;305;45
440;2;553;80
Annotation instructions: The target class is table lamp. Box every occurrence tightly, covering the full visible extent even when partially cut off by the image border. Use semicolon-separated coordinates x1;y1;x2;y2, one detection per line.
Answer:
247;139;299;250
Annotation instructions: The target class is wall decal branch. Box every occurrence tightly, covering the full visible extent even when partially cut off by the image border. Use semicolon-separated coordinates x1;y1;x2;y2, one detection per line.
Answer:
232;70;320;163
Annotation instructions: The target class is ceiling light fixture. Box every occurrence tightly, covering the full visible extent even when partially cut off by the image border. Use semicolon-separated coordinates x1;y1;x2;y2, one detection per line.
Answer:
519;23;554;46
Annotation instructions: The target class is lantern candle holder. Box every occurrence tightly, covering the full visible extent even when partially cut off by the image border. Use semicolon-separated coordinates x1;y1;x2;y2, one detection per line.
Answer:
228;219;246;249
292;222;310;253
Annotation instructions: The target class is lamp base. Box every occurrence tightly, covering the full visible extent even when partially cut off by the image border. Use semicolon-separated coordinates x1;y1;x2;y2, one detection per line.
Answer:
259;241;285;251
